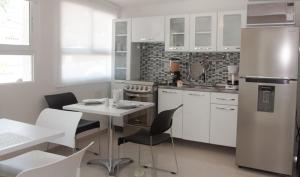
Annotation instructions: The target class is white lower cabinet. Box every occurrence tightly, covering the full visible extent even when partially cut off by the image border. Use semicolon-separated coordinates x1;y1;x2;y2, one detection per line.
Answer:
210;104;238;147
182;91;210;143
158;88;239;147
158;89;183;138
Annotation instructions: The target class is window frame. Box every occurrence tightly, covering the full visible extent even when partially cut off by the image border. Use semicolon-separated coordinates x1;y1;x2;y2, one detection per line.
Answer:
0;0;35;85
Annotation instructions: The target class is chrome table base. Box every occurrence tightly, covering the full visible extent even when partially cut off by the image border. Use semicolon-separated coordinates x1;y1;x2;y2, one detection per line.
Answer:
87;116;133;177
87;158;133;176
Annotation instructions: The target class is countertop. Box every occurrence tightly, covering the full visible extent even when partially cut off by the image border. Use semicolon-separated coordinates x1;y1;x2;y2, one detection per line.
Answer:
158;85;239;94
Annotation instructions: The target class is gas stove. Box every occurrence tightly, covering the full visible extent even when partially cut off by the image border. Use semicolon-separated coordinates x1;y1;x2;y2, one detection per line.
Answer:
122;81;157;93
120;80;158;134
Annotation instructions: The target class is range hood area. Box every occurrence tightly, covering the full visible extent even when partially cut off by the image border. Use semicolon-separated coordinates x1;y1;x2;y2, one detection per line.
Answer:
247;0;295;26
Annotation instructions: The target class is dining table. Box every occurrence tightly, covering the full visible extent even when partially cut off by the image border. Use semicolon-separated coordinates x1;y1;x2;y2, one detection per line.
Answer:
0;118;64;157
63;98;154;177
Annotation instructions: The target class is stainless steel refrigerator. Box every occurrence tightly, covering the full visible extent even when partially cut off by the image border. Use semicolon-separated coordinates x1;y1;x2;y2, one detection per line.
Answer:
236;27;299;176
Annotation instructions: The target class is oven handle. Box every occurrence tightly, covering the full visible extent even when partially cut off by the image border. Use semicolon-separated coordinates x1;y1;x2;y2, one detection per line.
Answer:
125;92;151;98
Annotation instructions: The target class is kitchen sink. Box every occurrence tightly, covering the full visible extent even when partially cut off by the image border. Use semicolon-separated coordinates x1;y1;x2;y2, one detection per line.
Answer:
182;84;224;90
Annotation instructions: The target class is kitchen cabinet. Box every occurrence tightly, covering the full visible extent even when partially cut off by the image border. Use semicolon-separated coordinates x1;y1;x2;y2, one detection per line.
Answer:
132;16;165;42
158;89;183;138
210;93;238;147
190;13;217;52
211;92;238;105
158;88;239;147
217;10;246;52
182;91;210;143
112;19;131;80
165;15;190;51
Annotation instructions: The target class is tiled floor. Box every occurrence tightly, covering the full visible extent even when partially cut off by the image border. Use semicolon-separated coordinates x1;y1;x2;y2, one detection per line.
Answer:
54;134;279;177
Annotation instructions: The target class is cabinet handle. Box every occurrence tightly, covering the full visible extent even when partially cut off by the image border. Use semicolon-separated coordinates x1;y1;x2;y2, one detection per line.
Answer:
189;93;205;96
236;47;240;50
216;107;235;111
162;91;177;94
140;38;147;41
216;98;236;101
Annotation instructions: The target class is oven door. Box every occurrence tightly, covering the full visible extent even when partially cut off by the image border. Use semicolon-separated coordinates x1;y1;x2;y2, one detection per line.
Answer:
124;91;155;130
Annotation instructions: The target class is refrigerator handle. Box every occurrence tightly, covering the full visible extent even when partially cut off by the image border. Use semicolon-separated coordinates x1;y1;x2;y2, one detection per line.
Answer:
240;76;296;84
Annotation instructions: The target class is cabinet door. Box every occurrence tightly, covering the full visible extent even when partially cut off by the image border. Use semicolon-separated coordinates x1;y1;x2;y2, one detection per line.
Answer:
217;10;246;52
165;15;189;51
210;104;238;147
132;16;165;42
182;91;210;143
158;89;183;138
190;13;217;52
112;19;131;80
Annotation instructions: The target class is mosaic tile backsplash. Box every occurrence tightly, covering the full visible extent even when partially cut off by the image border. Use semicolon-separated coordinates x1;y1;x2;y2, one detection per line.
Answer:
139;43;240;86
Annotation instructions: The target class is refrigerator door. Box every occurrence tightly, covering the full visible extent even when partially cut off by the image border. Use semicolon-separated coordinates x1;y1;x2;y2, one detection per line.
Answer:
236;78;297;175
240;27;299;79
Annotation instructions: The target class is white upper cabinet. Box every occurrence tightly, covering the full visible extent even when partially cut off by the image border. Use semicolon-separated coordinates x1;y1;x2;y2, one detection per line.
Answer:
190;13;217;52
132;16;165;42
217;10;246;52
112;19;131;80
165;15;190;52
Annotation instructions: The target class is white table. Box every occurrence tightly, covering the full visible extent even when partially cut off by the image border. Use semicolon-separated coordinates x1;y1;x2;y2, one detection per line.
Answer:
0;118;64;156
63;99;154;177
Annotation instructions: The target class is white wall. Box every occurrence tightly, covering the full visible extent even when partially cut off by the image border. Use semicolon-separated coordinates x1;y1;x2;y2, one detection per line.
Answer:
120;0;300;23
120;0;248;18
0;0;120;126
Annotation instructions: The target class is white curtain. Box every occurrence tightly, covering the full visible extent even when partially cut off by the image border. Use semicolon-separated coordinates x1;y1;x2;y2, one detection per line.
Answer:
60;0;117;85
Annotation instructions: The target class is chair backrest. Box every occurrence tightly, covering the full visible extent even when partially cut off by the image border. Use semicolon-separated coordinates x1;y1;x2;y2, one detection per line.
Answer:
36;108;82;149
44;92;78;110
16;142;94;177
150;104;183;136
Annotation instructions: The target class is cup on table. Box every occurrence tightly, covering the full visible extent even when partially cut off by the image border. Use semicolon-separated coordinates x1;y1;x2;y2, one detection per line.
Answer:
112;89;122;103
104;98;109;107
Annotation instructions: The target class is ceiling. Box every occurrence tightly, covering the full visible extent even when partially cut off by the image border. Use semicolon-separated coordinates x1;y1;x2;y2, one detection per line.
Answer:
108;0;180;7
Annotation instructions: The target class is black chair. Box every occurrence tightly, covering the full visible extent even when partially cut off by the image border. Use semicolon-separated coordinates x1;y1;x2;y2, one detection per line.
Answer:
118;104;183;175
44;92;101;155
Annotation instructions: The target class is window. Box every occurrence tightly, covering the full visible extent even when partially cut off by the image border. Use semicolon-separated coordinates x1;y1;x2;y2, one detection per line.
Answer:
0;0;33;84
60;1;116;85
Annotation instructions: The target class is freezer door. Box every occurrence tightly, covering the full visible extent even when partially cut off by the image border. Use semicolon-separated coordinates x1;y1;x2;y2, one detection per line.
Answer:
240;27;299;79
236;78;297;175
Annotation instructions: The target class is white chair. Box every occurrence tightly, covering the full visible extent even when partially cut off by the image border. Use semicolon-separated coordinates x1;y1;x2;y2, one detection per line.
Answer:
0;109;85;177
0;142;94;177
36;108;82;150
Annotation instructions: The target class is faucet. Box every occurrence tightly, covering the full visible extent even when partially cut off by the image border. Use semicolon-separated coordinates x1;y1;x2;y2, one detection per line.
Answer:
200;72;206;84
201;63;210;85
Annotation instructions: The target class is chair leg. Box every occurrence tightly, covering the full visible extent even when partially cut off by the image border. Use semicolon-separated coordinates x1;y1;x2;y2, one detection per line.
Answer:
46;143;50;152
150;138;155;169
117;145;121;174
98;130;101;155
138;145;141;166
143;136;178;175
171;136;179;174
76;131;101;156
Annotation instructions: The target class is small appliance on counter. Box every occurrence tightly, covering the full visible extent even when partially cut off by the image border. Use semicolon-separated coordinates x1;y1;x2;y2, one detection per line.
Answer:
226;65;239;90
169;58;181;86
